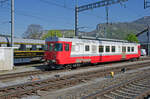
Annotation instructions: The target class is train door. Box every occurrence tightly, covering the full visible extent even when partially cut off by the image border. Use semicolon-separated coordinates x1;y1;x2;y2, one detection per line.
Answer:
122;46;126;59
98;45;103;62
63;43;71;58
79;43;84;54
45;42;54;60
83;44;91;63
138;45;141;56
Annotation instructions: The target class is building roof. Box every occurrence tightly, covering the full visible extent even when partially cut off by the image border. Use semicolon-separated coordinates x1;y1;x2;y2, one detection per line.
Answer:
0;36;45;45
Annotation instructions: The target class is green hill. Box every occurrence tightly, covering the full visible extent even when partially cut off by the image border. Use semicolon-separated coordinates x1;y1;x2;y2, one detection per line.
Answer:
95;16;150;39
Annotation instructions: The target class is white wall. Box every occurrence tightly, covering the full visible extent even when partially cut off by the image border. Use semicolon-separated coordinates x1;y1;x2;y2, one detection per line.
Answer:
0;47;14;70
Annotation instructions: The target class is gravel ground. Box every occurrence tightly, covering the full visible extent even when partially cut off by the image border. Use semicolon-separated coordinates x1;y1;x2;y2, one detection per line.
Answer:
0;59;150;88
38;65;150;99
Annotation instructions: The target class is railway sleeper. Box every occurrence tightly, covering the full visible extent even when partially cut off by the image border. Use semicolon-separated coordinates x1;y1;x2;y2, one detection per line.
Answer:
128;83;146;89
115;89;138;96
139;79;150;83
103;92;129;99
124;86;146;93
97;95;111;99
120;87;141;95
132;82;150;88
139;80;150;85
130;83;148;88
110;91;133;98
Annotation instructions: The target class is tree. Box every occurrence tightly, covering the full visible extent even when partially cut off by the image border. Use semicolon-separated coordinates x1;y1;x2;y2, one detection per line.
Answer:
125;33;139;43
42;30;62;40
23;24;43;39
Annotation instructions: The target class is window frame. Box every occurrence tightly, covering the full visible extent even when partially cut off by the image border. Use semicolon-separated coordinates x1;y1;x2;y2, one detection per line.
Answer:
122;46;126;52
128;47;130;52
106;46;110;52
112;46;116;52
85;45;90;52
99;45;104;53
65;43;70;51
131;47;134;52
54;43;63;52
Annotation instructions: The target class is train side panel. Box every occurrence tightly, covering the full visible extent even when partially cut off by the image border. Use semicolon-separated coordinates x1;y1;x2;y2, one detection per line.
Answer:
45;37;141;66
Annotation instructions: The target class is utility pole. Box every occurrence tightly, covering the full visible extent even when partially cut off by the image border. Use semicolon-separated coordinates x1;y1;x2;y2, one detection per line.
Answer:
106;6;109;25
147;25;150;56
75;6;78;37
11;0;14;47
105;6;109;38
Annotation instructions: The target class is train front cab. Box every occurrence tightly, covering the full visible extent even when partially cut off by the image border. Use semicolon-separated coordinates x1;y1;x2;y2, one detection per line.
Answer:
45;41;71;65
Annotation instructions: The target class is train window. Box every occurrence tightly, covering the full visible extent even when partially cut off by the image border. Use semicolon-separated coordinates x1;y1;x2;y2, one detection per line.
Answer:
49;43;53;51
19;44;26;51
106;46;110;52
122;47;126;52
99;46;103;53
131;47;134;52
128;47;130;52
54;43;63;51
112;46;115;52
85;45;90;51
65;44;69;51
32;45;37;50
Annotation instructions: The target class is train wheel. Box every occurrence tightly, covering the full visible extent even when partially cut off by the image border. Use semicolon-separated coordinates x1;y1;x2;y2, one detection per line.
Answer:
71;64;78;69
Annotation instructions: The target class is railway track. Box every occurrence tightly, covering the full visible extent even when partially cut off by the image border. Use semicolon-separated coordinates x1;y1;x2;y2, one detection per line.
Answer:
0;61;150;98
0;59;150;81
81;71;150;99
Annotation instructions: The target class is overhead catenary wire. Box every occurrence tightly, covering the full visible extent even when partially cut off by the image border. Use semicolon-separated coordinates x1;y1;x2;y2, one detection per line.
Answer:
39;0;74;10
0;0;127;26
0;2;74;27
39;0;107;31
0;0;135;35
39;0;105;19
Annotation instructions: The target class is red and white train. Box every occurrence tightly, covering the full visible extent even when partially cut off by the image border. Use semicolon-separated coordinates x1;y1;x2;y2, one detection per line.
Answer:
44;37;141;67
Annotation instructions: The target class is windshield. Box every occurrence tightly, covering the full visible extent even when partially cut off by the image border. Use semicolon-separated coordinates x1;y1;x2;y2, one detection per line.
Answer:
54;43;63;51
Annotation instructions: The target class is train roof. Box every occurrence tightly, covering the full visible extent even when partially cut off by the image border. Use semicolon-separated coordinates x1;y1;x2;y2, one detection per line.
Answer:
0;36;45;45
46;36;139;44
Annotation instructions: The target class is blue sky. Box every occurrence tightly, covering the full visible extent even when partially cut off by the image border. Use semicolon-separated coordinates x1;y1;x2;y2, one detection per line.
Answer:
0;0;149;37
